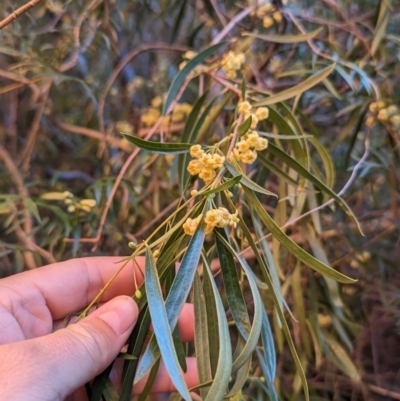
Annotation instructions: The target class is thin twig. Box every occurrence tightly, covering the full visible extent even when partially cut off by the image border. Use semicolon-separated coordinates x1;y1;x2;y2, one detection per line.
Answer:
211;0;268;44
19;81;52;177
0;0;43;29
55;120;185;151
59;0;102;73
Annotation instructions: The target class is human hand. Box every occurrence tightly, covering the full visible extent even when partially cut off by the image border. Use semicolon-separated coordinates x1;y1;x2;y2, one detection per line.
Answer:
0;257;197;401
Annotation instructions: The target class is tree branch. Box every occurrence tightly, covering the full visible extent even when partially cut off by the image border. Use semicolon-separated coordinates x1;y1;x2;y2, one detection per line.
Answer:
0;0;44;30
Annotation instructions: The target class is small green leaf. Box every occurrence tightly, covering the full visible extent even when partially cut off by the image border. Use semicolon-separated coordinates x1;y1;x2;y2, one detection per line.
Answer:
225;161;277;197
200;175;242;196
245;27;323;43
122;134;192;154
253;64;335;107
163;42;226;114
144;245;192;401
238;115;252;136
241;77;246;99
26;198;41;223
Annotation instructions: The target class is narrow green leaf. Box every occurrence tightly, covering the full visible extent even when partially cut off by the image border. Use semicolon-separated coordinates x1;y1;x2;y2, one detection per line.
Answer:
260;307;277;383
144;246;192;401
194;272;211;399
257;153;299;188
120;309;151;401
243;187;356;284
137;359;161;401
122;134;192;154
324;333;361;381
102;378;120;401
231;214;309;401
268;142;362;233
202;256;232;401
241;77;246;99
90;362;114;401
216;229;251;339
215;233;263;372
203;259;220;378
253;64;335;107
199;175;242;196
225;161;277;197
258;131;312;140
238;115;252;136
371;0;391;56
163;42;226;114
245;27;323;43
117;353;137;361
26;198;41;223
225;352;251;398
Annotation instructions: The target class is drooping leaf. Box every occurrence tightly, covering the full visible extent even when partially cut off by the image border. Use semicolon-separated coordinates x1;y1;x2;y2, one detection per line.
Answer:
371;0;391;56
194;272;211;399
163;42;226;114
216;230;263;372
268;142;362;233
243;187;356;284
199;175;242;196
245;27;323;43
202;256;232;401
122;134;192;154
203;257;220;378
120;309;151;401
253;64;335;107
225;161;277;197
216;230;251;339
144;245;192;401
238;115;252;136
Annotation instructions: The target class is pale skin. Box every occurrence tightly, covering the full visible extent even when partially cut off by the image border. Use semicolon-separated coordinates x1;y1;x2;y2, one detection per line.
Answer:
0;256;198;400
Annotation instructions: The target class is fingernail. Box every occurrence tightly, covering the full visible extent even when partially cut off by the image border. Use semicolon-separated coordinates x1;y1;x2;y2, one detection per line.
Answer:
98;296;138;335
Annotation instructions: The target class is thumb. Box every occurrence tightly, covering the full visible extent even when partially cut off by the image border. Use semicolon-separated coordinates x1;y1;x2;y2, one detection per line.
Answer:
1;295;138;401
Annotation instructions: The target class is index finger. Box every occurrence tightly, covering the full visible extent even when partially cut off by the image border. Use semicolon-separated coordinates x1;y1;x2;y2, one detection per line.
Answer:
1;256;144;320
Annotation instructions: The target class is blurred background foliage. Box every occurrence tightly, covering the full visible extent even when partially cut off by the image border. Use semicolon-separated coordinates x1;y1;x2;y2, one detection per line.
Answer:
0;0;400;400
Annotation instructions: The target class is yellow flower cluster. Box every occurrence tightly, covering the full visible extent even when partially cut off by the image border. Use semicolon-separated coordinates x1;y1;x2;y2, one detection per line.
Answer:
237;101;269;129
221;51;246;79
141;101;192;127
141;108;160;127
183;207;239;235
366;101;400;128
251;2;285;28
169;103;193;124
40;191;97;214
66;198;97;213
116;120;134;135
231;131;268;164
187;145;225;184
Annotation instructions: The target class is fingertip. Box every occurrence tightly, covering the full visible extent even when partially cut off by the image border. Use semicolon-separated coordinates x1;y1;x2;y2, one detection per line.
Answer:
96;295;138;336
